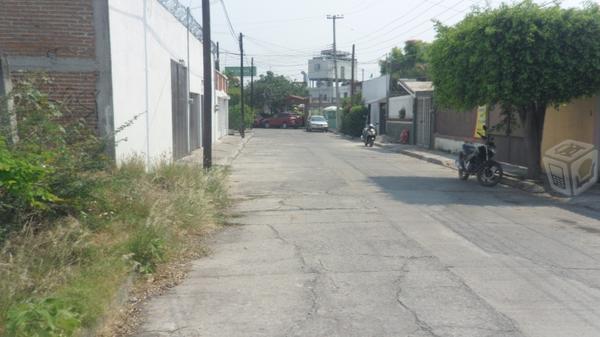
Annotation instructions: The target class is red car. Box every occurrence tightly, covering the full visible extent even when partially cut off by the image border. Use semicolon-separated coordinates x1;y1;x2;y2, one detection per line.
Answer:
259;112;300;129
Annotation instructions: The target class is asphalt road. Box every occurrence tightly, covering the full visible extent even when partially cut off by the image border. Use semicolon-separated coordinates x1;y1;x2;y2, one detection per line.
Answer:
137;129;600;337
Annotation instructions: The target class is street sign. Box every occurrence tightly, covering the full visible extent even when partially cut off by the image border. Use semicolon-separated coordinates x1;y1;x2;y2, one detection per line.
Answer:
225;66;256;77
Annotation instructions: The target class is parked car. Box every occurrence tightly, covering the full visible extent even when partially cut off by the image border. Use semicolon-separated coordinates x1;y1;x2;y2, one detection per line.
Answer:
306;115;328;132
253;116;265;128
292;114;305;127
260;112;300;129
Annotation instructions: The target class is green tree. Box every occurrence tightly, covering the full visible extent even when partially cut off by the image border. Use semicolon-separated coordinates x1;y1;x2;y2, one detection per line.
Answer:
229;103;255;130
429;1;600;178
380;40;431;80
340;94;368;137
226;72;254;130
251;71;307;113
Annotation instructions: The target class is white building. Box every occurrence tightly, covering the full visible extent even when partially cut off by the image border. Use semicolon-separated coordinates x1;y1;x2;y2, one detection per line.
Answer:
0;0;229;167
307;50;357;105
110;0;229;164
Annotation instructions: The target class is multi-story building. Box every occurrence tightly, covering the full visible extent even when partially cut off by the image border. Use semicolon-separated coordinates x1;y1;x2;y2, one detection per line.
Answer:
307;49;357;106
0;0;229;165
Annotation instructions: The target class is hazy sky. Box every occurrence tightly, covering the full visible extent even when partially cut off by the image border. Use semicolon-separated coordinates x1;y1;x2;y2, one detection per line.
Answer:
189;0;593;81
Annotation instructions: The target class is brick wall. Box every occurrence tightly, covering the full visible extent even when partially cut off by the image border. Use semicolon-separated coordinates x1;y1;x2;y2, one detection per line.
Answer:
0;0;99;131
0;0;95;58
10;71;98;130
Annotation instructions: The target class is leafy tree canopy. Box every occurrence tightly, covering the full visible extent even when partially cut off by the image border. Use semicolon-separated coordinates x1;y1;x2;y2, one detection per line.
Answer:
380;40;431;79
430;1;600;110
251;71;307;114
429;1;600;177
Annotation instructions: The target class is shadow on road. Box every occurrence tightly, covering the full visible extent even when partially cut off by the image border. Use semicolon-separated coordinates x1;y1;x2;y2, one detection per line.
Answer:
370;175;600;221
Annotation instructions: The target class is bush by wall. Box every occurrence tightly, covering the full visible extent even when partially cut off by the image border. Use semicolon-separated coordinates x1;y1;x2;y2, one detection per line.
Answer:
341;104;368;138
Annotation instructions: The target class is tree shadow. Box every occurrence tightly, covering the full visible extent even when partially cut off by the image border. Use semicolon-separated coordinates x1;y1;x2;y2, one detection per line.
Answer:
369;175;600;221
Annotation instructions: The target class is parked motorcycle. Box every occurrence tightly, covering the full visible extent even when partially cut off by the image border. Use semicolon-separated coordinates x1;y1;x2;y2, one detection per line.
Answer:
362;124;377;147
456;126;504;187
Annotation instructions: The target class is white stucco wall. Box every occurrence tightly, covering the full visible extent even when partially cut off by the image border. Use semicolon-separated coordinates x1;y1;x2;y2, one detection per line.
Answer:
308;58;356;81
369;102;381;126
216;93;229;139
389;95;413;119
362;75;388;104
108;0;227;165
309;84;351;103
434;135;464;154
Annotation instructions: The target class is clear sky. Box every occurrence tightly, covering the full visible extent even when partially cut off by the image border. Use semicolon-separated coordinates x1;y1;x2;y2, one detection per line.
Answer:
189;0;594;81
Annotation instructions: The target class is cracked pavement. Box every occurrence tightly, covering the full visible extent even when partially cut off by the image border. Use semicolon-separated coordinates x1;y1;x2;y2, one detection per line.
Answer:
135;130;600;337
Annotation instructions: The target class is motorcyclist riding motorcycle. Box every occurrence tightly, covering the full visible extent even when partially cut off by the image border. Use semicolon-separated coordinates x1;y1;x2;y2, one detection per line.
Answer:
362;124;377;147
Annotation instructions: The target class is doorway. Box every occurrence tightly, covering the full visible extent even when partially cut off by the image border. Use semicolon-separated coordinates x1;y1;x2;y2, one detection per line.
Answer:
171;60;188;160
379;102;387;134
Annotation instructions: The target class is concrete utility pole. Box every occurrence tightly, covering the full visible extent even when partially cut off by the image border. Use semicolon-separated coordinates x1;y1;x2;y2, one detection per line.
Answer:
202;0;212;169
186;7;191;154
239;32;245;138
250;57;254;111
216;42;220;71
0;56;18;145
350;44;355;101
327;14;343;130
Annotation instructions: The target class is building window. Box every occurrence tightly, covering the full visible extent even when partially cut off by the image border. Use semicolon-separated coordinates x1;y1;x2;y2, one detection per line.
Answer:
344;92;348;98
340;66;345;79
314;63;321;71
324;94;328;101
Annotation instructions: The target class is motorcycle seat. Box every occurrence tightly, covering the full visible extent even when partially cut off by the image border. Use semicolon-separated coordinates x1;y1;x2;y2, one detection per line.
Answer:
462;143;476;155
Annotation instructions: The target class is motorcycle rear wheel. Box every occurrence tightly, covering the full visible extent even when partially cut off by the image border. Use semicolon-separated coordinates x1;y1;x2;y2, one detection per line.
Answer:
477;161;503;187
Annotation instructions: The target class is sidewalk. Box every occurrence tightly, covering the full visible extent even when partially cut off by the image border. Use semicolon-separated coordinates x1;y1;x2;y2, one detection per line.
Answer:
181;130;253;166
371;138;600;212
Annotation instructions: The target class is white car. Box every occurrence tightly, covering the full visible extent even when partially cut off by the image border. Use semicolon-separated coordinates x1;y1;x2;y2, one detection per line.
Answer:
306;115;329;132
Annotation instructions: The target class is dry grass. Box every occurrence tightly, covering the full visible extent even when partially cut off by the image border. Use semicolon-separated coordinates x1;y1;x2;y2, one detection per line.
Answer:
0;159;229;337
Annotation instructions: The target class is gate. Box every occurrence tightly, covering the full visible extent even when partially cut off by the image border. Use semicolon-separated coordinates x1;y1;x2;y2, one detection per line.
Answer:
379;102;387;135
171;60;188;160
416;96;433;148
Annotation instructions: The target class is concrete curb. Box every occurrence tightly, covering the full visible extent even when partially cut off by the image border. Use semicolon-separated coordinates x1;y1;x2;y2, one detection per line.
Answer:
218;132;254;166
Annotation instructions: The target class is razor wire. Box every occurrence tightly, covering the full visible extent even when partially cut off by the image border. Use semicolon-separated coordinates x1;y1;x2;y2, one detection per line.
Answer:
157;0;217;52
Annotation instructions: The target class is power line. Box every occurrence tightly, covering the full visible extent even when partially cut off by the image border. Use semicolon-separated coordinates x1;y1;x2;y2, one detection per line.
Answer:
339;0;433;45
355;0;483;66
219;0;237;43
353;0;477;54
245;35;328;55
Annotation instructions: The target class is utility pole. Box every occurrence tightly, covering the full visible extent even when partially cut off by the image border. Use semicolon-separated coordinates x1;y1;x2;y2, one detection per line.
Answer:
250;57;254;111
202;0;212;169
350;44;355;101
327;14;343;130
362;68;365;82
186;7;191;154
239;32;245;138
216;42;220;71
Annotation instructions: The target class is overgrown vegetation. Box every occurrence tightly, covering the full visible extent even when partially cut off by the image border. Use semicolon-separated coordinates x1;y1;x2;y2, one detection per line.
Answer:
228;101;256;130
0;77;229;336
380;40;431;80
340;95;368;138
429;1;600;178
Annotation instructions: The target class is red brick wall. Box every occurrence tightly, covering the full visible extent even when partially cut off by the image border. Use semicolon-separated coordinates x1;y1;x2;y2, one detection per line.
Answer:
10;72;98;130
0;0;95;58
